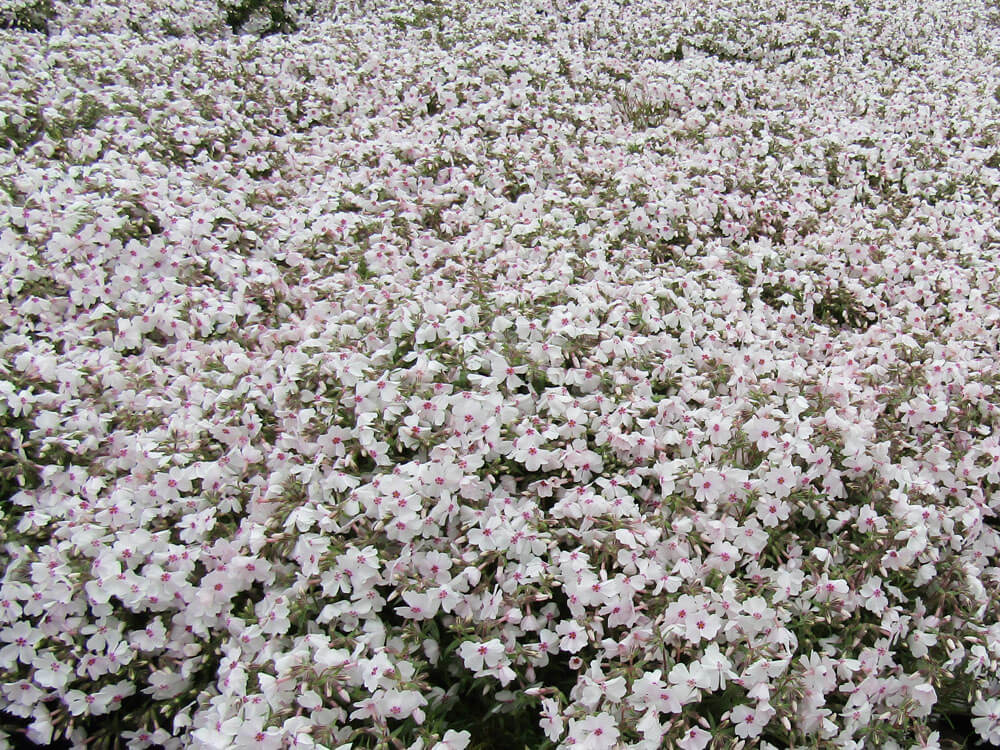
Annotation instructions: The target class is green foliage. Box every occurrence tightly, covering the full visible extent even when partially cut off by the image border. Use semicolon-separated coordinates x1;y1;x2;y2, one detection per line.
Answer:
221;0;299;35
0;0;54;33
613;87;674;131
0;105;45;153
425;677;555;750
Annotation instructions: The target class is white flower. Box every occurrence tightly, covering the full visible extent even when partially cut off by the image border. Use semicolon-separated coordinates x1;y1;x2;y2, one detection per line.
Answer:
31;653;70;690
578;662;627;709
566;712;619;750
539;697;564;741
762;464;799;500
697;643;735;691
690;470;725;503
458;639;505;672
743;417;782;451
0;622;41;667
972;698;1000;745
431;730;471;750
859;576;889;615
730;702;775;739
142;669;188;700
396;590;440;621
755;497;791;527
555;620;588;653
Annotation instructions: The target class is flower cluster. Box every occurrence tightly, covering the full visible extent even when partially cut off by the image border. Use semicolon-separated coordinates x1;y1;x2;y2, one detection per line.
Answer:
1;0;1000;748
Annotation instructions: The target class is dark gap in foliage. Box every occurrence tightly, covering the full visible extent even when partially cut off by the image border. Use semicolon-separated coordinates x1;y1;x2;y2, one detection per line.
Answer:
0;0;53;33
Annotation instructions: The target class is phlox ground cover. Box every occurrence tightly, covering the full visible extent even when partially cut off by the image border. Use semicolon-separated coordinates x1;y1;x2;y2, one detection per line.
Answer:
1;0;1000;748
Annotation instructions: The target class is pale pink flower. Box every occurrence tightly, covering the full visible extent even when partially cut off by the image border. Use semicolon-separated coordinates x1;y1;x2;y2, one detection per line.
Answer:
972;697;1000;745
677;726;712;750
743;416;782;451
396;590;440;621
755;497;791;527
762;464;800;500
684;610;721;644
690;469;725;503
458;639;505;672
730;702;775;738
697;643;735;691
556;620;588;653
705;415;733;445
539;697;564;741
566;712;619;750
858;576;889;615
0;622;41;667
668;661;711;694
432;730;472;750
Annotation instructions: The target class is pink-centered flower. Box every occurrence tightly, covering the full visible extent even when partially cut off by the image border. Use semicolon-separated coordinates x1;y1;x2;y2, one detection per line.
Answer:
458;639;505;672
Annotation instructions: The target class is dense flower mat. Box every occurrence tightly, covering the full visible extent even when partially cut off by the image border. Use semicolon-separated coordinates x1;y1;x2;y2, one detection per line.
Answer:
2;0;1000;747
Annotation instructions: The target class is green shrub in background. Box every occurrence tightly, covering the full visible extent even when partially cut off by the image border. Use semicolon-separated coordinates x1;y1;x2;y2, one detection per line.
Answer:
218;0;349;36
0;0;54;32
219;0;297;34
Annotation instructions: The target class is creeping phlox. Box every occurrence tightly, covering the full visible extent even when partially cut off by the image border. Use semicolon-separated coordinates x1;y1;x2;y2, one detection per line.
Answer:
1;0;999;748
